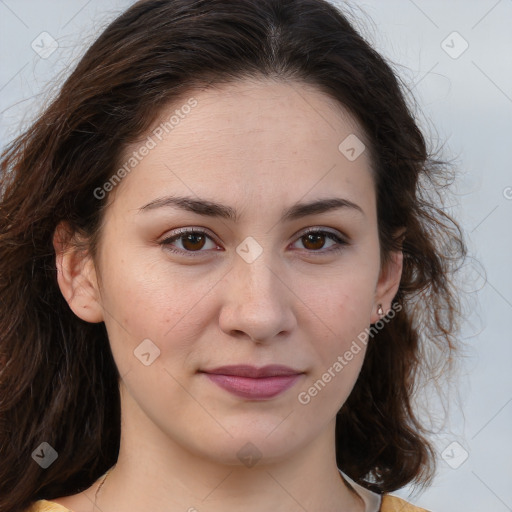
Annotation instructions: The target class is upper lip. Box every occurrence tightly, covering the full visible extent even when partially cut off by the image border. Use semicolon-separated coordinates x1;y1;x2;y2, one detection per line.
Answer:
200;365;303;378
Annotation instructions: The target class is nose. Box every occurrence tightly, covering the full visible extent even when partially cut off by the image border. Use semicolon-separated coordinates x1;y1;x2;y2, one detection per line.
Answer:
218;252;297;343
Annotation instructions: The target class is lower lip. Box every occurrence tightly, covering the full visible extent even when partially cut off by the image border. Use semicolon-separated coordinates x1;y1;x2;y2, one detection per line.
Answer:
203;373;302;400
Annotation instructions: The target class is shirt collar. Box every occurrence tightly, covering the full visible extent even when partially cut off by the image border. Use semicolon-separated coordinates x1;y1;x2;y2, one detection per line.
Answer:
338;469;382;512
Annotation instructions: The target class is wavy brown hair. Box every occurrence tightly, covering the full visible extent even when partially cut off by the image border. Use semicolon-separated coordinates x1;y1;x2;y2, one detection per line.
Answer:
0;0;467;510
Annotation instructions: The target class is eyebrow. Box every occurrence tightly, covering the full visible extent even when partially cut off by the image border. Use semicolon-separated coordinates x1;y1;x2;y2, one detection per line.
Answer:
138;195;365;221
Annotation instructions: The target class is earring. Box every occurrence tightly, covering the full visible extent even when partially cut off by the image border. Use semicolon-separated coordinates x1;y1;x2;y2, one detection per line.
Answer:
377;304;384;317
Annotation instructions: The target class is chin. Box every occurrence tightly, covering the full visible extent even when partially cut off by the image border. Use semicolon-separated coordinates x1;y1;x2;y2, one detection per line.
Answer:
190;426;305;468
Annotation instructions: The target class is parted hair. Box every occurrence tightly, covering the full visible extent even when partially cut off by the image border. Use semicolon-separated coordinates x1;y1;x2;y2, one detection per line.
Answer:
0;1;467;510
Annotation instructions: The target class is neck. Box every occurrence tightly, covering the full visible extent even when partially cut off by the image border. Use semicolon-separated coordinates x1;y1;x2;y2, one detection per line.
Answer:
92;382;364;512
93;393;364;512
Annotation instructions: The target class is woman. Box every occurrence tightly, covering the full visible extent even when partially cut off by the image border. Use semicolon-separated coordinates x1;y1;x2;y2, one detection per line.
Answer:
0;0;466;511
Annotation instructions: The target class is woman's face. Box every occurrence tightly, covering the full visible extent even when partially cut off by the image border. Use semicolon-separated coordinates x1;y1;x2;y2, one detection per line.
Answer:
61;79;402;467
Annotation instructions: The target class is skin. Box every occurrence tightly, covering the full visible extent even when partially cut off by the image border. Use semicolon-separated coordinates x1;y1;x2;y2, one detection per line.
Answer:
53;78;403;512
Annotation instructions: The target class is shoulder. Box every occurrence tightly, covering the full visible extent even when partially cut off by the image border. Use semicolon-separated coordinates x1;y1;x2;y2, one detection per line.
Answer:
381;494;431;512
24;500;72;512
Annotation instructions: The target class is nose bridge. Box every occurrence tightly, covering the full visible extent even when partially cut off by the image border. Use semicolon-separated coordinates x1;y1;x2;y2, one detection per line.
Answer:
234;245;280;304
219;242;295;341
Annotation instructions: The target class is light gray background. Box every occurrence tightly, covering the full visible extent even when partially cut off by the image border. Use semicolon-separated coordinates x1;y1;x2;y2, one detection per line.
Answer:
1;1;511;510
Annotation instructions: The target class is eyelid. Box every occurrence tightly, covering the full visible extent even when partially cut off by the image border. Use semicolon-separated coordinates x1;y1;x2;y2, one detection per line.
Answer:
160;227;222;255
161;226;219;242
295;226;348;242
289;227;349;254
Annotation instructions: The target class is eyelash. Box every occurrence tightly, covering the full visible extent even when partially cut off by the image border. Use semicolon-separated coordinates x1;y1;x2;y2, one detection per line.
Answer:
160;227;348;257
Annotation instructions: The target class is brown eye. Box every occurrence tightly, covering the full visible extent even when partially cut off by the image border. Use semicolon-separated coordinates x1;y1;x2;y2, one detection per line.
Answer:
181;233;206;251
161;229;219;254
302;232;327;250
292;229;348;254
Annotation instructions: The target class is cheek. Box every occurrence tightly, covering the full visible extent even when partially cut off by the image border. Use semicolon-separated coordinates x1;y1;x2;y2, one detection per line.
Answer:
293;269;375;407
97;249;219;369
296;269;376;343
296;288;370;415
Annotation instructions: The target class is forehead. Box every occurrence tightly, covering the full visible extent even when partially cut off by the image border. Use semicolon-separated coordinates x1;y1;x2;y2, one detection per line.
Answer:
112;78;374;215
160;78;365;154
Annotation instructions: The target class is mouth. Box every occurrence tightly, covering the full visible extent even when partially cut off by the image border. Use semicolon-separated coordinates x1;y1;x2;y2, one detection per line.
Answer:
199;365;305;400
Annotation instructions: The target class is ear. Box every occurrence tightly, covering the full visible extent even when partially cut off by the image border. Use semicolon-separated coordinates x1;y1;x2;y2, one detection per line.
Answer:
53;221;104;323
370;231;405;323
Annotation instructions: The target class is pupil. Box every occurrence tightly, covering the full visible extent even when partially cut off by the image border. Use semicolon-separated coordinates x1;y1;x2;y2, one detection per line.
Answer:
305;233;325;250
183;233;205;250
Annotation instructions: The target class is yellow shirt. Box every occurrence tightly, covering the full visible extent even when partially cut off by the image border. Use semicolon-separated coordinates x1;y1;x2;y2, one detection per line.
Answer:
26;467;429;512
26;494;429;511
